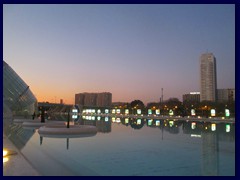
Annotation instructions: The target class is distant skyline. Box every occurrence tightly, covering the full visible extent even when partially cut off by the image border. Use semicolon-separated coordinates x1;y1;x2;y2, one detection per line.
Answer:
3;4;235;105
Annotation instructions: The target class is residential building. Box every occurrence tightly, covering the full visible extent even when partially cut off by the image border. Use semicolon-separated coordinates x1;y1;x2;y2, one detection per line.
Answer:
75;92;112;107
217;89;235;102
183;92;200;103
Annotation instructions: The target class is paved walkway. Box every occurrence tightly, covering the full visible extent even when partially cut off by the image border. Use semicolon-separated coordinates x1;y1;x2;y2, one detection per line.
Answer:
3;133;40;176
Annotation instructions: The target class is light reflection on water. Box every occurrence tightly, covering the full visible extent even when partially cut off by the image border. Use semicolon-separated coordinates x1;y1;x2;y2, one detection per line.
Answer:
4;116;235;176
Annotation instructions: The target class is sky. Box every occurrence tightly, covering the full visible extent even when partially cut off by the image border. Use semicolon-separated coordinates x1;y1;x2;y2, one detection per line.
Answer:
3;4;235;105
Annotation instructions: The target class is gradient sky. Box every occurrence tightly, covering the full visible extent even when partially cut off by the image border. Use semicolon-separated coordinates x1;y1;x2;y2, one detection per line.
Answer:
3;4;235;105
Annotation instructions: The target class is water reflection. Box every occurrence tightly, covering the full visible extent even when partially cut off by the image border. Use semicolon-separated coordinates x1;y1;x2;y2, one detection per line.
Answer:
40;136;70;150
129;118;145;129
50;115;235;141
80;116;235;175
201;130;219;175
4;122;35;150
3;115;235;176
4;116;235;148
79;116;111;133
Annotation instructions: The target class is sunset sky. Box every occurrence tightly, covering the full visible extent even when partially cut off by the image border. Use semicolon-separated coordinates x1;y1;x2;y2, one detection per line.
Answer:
3;4;235;105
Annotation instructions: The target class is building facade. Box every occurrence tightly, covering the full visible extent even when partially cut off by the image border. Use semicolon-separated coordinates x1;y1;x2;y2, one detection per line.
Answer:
97;93;112;107
217;89;235;102
200;53;217;102
182;92;200;103
3;60;37;117
75;92;112;107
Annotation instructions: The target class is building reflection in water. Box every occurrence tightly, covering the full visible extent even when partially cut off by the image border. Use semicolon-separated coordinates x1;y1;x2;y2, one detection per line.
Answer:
4;122;35;151
67;115;235;142
182;121;234;176
129;118;145;130
39;114;234;175
95;116;234;176
201;129;219;176
80;115;111;133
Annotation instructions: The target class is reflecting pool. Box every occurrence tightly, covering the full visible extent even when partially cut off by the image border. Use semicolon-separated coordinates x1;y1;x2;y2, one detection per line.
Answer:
4;116;235;176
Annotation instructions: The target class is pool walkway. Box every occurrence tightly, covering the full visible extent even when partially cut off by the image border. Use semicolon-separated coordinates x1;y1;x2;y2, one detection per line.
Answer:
3;133;40;176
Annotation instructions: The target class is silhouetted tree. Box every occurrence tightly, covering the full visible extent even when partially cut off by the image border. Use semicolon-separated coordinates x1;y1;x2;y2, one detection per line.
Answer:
130;100;145;108
165;98;182;108
129;118;144;130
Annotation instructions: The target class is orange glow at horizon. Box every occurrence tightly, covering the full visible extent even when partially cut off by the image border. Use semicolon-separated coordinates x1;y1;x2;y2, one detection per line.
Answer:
35;94;75;104
31;86;75;105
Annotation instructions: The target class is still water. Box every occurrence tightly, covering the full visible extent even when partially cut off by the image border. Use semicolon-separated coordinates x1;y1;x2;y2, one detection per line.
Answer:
5;116;235;176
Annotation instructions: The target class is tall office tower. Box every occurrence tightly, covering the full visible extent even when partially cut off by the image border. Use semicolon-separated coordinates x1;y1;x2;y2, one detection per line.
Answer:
200;53;217;102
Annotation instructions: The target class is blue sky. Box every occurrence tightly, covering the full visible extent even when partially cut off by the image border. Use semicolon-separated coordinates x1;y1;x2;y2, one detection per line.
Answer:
3;4;235;104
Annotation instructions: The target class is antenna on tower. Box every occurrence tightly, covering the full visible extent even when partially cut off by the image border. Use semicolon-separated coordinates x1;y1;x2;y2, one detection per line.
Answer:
161;88;163;104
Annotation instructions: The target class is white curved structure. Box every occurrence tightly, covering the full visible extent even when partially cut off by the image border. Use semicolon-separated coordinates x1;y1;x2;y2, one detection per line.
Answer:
13;119;41;124
38;125;97;138
22;121;65;129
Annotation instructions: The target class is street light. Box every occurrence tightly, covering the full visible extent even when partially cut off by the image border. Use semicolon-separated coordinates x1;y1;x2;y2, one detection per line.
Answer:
210;109;216;117
225;109;230;117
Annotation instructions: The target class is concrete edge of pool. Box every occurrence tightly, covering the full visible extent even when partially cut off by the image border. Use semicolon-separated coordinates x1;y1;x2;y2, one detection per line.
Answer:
38;125;98;138
3;133;41;176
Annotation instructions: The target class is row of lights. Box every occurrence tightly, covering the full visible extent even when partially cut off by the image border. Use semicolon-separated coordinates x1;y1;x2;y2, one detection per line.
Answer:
191;122;231;132
82;108;231;117
81;114;232;133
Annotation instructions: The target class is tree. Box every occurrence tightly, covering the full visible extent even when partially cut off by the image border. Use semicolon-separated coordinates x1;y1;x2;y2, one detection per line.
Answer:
130;100;145;109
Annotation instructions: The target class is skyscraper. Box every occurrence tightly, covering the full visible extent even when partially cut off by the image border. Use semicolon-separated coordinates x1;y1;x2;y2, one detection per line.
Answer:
200;53;217;102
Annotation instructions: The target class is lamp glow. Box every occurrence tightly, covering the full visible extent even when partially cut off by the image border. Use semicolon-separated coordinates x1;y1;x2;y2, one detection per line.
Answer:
211;124;216;131
3;150;8;157
3;157;9;163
